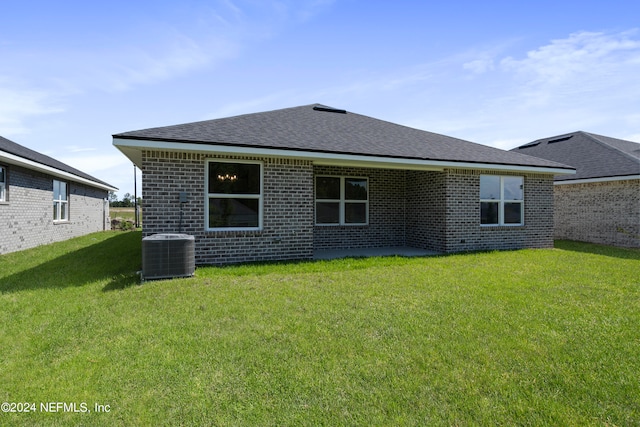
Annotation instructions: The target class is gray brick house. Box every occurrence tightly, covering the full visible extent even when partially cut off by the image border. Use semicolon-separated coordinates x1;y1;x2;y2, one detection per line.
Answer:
113;104;574;265
513;131;640;248
0;136;117;254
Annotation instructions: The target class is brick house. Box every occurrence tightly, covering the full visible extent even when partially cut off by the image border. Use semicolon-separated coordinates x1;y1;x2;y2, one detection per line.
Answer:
113;104;574;265
0;136;117;254
512;131;640;248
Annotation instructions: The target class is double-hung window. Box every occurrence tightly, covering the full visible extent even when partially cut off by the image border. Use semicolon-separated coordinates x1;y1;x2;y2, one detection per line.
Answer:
480;175;524;226
206;160;263;231
315;176;368;225
53;180;69;222
0;166;6;202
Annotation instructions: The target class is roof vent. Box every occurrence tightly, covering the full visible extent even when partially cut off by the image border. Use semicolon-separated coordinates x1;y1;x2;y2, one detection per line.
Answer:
517;141;541;149
313;106;347;114
548;135;573;144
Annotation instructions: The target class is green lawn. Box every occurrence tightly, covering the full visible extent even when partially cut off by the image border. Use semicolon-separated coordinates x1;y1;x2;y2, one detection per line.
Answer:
109;207;136;221
0;232;638;426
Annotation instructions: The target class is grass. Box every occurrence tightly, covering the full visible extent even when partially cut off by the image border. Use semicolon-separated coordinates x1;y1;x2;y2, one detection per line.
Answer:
110;207;141;225
0;233;638;426
109;207;135;220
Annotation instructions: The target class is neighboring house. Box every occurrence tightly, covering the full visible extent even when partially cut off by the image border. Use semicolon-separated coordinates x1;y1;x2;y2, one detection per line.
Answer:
113;104;574;265
0;136;117;254
512;131;640;248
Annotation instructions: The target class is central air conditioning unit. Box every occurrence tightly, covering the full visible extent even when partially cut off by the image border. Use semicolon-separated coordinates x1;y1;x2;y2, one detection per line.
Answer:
142;234;195;281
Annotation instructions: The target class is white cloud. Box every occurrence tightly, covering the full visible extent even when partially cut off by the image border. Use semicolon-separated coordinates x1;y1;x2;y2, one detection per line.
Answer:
463;58;495;74
292;0;337;23
213;28;640;151
501;30;640;84
205;92;297;119
43;32;237;95
0;81;64;136
429;30;640;146
103;35;232;92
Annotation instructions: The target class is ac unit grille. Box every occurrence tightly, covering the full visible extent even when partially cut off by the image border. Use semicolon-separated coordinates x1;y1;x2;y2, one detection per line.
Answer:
142;234;195;280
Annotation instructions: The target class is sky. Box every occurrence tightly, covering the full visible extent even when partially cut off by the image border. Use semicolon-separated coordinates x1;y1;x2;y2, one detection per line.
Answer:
1;0;639;197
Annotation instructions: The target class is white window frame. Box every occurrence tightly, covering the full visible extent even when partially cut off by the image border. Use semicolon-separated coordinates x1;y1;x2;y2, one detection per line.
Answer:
0;166;6;202
480;175;524;226
53;180;69;222
315;175;369;226
205;159;263;232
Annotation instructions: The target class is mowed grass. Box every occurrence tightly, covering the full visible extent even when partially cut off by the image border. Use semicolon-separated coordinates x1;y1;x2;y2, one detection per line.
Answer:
0;232;638;426
110;207;141;225
109;207;135;221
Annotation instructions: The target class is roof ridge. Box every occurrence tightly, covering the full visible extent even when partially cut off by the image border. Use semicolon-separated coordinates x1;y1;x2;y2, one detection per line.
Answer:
580;131;640;163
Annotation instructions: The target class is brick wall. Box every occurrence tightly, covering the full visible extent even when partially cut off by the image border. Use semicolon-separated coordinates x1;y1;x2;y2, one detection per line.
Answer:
141;151;314;265
0;164;109;254
312;167;554;254
313;166;406;250
442;169;555;252
141;152;557;265
554;179;640;248
406;170;447;251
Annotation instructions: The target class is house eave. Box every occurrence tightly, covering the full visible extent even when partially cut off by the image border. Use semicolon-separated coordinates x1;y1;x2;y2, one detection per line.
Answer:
0;151;118;192
113;137;576;175
554;175;640;185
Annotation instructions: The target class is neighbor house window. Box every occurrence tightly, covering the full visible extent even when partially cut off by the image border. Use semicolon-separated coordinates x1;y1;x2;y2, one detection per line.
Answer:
0;166;6;202
480;175;523;226
206;160;263;230
53;180;69;222
315;176;368;225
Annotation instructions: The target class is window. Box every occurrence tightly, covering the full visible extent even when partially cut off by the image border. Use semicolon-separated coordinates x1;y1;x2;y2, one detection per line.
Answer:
206;160;263;230
53;180;68;222
480;175;523;226
315;176;368;225
0;166;5;202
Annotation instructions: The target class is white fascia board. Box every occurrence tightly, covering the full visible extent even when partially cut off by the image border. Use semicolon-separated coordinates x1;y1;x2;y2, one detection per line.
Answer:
554;175;640;185
0;151;118;192
113;137;576;175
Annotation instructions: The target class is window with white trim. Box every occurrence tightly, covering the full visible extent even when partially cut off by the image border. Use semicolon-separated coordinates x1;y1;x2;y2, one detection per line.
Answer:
480;175;524;226
315;176;368;225
53;180;69;222
206;160;263;230
0;166;6;202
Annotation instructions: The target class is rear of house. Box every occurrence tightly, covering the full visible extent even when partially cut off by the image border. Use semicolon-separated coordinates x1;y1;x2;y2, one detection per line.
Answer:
114;104;574;265
0;136;117;254
513;131;640;248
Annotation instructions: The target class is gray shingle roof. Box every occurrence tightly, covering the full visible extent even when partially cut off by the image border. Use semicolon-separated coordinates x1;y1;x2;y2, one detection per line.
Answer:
114;104;572;170
512;131;640;181
0;135;115;189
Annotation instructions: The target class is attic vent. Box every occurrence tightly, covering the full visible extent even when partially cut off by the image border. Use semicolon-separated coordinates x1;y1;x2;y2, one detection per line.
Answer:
548;136;573;144
517;141;540;149
313;106;347;114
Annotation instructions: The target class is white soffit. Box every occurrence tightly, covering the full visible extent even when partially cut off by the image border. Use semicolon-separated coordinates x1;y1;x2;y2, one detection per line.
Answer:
554;175;640;185
113;138;576;175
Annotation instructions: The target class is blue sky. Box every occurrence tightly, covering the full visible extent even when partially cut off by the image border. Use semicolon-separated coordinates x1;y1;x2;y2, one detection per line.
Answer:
2;0;639;196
